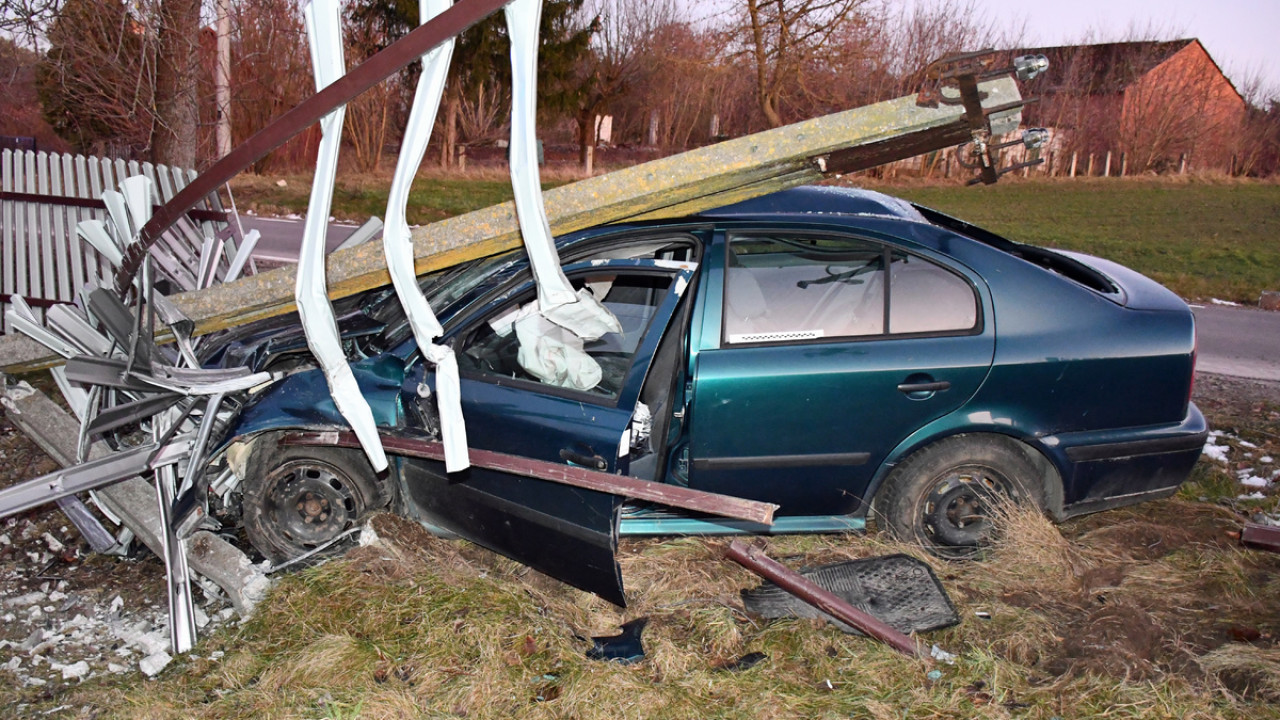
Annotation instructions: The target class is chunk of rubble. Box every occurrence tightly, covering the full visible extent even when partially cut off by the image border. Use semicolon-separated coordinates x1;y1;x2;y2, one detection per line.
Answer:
58;661;90;680
139;651;172;677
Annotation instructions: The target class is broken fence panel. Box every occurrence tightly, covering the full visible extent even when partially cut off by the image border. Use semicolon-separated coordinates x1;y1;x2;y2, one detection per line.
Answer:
294;0;387;474
0;435;193;520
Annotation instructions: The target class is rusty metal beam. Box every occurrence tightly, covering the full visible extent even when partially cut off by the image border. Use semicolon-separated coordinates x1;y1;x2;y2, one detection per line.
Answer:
114;0;511;295
0;190;228;223
725;540;922;657
280;430;778;526
1241;523;1280;553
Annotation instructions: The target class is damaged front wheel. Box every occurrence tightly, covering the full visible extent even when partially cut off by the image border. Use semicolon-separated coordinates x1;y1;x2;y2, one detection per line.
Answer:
242;443;390;563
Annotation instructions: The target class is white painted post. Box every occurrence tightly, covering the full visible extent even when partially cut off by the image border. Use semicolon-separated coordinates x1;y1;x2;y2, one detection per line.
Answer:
1103;151;1112;177
1069;151;1077;178
647;110;659;147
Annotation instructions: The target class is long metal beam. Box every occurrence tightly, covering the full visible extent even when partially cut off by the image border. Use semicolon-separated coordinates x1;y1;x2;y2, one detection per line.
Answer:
114;0;511;295
0;74;1024;373
281;430;779;525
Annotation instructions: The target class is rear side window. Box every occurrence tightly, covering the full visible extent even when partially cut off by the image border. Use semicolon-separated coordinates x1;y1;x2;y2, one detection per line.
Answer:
724;234;976;345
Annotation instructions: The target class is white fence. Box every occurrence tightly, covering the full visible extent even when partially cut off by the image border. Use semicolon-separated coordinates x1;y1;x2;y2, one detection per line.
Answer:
0;150;253;334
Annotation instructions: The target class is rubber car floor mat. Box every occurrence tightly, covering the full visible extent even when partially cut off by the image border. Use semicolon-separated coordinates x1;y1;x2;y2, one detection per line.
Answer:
741;554;959;635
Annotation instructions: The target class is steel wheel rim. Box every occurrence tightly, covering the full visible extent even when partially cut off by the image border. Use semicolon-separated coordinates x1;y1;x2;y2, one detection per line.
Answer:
259;459;361;551
920;464;1016;548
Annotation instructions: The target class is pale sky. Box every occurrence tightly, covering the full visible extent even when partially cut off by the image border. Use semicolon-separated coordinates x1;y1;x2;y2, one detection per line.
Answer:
974;0;1279;102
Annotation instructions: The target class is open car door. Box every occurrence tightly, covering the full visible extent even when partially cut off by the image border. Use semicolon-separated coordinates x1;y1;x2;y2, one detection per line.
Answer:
397;259;698;606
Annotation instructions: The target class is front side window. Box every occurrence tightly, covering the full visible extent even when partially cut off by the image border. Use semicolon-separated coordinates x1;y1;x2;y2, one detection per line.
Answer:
724;234;976;345
457;272;673;399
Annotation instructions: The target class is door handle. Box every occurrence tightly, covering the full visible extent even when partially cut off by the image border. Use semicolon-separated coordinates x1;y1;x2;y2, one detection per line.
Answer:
560;448;608;471
897;380;951;394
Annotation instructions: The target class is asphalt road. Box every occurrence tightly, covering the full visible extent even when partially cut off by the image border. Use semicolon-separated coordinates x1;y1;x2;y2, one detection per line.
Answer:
238;216;1280;382
241;216;371;264
1191;303;1280;382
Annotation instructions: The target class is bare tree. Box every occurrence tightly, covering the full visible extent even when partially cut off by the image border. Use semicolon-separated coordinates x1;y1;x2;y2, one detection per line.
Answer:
230;0;317;172
740;0;870;128
152;0;202;167
36;0;160;158
568;0;678;165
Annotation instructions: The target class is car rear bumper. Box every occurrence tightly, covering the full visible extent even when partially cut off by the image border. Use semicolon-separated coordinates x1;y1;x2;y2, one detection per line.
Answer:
1039;403;1208;519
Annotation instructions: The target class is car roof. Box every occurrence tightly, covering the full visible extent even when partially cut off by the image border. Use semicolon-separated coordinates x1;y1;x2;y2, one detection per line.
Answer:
694;186;928;224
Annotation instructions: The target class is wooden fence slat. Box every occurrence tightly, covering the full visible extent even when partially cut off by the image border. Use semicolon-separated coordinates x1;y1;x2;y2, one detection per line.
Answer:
35;152;58;305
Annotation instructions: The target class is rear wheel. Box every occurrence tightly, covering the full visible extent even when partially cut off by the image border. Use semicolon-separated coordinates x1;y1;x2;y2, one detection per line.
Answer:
242;441;390;563
874;435;1045;558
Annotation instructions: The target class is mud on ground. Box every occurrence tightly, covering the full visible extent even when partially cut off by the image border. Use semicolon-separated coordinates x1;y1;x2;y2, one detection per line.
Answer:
0;372;1277;707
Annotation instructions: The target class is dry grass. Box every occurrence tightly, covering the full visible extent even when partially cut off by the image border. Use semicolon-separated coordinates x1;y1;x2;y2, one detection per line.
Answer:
47;502;1278;720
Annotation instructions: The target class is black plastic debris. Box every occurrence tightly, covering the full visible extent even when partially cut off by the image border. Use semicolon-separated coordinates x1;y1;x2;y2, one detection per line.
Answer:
586;618;648;664
741;554;958;635
714;651;767;673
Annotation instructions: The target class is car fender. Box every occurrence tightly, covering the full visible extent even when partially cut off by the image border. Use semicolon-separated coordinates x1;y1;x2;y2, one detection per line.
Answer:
217;353;408;454
863;404;1068;519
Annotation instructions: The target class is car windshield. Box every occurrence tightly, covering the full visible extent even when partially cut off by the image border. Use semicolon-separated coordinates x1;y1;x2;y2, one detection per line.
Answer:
361;248;525;352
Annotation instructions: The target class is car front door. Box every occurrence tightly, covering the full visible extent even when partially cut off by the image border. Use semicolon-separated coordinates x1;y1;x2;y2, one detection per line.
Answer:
680;229;995;517
397;259;696;605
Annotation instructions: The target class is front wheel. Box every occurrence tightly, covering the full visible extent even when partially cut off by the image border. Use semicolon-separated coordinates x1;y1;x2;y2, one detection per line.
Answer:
874;436;1046;558
241;442;390;563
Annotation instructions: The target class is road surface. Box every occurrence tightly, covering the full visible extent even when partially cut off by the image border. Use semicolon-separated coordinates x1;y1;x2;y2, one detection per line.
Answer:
241;215;374;265
1191;304;1280;382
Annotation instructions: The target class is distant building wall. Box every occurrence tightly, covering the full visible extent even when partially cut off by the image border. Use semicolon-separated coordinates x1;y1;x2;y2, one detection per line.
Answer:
1120;41;1246;171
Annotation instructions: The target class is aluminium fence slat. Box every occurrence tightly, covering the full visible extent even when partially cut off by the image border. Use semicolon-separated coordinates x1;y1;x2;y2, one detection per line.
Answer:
15;151;30;298
74;154;107;291
35;152;59;305
46;154;74;303
60;153;87;297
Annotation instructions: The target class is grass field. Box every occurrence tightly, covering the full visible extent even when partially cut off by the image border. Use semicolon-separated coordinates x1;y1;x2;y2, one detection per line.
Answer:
882;178;1280;304
231;173;1280;304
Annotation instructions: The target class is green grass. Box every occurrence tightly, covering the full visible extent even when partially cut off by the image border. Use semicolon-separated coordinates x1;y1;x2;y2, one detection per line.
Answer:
882;178;1280;303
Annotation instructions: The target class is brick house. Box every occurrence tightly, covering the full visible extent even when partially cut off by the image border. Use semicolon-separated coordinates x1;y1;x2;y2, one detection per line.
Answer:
1007;39;1246;173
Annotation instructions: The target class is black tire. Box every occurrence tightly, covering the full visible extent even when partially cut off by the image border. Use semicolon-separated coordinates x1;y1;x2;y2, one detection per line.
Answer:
874;435;1046;559
241;441;390;563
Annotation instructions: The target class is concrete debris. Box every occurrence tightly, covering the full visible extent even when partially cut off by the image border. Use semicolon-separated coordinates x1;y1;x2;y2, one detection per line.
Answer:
139;651;172;677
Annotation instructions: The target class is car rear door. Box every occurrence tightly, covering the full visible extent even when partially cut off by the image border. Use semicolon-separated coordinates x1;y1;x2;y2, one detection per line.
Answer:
680;229;995;517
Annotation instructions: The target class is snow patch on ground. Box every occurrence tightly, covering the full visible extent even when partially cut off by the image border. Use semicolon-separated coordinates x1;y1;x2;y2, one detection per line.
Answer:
1210;298;1241;306
1202;436;1230;463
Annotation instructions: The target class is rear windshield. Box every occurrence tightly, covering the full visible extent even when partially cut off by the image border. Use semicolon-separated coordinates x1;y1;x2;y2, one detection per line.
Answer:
913;205;1121;297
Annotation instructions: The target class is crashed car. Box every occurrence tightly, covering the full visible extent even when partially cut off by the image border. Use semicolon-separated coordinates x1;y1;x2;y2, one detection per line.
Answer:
191;185;1206;604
